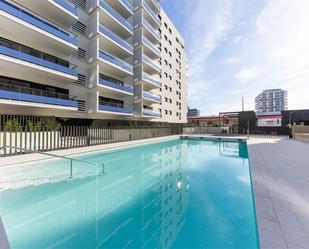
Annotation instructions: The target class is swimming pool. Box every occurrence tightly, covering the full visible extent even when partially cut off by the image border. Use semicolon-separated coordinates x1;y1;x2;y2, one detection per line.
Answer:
0;138;259;248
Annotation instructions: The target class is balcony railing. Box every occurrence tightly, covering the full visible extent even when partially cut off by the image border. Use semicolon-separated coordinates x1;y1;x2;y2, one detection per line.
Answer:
100;0;133;32
143;109;161;117
148;0;160;11
0;45;77;76
99;25;133;53
0;0;77;46
99;103;133;114
142;19;160;41
143;73;161;87
143;54;160;72
143;1;161;27
99;51;133;73
119;0;133;12
143;37;160;57
143;91;161;102
0;83;77;107
99;78;133;93
53;0;78;16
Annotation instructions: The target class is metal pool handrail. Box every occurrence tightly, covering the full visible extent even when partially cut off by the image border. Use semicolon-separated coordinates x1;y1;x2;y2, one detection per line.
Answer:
0;146;105;177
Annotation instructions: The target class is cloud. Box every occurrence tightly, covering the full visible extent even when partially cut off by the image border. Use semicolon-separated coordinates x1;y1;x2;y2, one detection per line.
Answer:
235;68;258;82
162;0;309;115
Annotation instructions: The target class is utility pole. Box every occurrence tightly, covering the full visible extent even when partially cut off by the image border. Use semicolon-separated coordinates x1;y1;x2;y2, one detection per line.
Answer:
242;96;244;112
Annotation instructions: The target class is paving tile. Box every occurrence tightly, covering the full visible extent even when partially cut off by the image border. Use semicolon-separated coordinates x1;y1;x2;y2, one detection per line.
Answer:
248;138;309;248
258;217;288;249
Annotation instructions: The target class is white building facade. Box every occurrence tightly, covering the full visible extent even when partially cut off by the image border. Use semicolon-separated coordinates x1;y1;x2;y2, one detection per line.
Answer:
0;0;187;124
255;89;287;113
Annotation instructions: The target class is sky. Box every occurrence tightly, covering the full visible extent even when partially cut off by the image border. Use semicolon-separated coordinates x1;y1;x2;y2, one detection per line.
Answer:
160;0;309;115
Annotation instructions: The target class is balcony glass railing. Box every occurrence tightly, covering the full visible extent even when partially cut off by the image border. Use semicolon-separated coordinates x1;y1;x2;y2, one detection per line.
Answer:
142;19;160;41
143;91;161;101
0;83;77;107
143;73;161;87
99;51;133;73
143;109;161;117
143;37;160;57
119;0;133;13
53;0;78;16
99;78;133;93
99;103;133;114
143;1;161;27
0;0;77;46
149;0;160;11
0;45;77;76
100;0;133;32
143;54;160;72
99;25;133;53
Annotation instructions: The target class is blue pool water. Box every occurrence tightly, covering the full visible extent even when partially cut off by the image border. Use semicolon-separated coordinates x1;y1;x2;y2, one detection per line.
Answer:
0;138;259;249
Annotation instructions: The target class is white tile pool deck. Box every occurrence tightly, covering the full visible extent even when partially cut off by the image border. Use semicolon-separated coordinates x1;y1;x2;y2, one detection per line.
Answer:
248;138;309;249
0;135;308;248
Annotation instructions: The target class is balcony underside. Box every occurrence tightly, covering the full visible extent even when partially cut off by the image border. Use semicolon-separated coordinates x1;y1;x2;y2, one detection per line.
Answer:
97;58;133;79
98;109;133;117
142;43;160;59
99;8;132;40
135;97;159;105
97;84;133;99
12;0;78;27
142;25;160;44
142;61;160;75
104;0;133;19
98;33;132;59
0;98;77;112
0;54;77;87
0;11;77;57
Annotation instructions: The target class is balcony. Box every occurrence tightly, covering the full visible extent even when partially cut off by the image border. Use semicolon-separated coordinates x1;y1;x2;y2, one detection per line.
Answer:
0;44;77;84
0;0;78;55
145;0;160;13
99;51;133;78
13;0;78;27
142;37;160;58
143;109;161;118
99;78;133;97
142;54;160;74
0;83;78;110
143;72;161;89
99;0;133;39
142;19;160;44
104;0;133;18
143;91;161;102
99;25;133;58
99;103;133;115
142;1;161;28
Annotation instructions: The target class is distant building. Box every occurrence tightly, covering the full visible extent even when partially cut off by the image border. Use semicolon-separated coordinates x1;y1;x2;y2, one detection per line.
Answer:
255;89;287;113
187;108;200;117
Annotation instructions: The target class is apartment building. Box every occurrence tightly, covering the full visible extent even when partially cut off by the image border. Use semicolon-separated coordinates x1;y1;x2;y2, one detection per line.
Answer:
255;89;287;113
0;0;187;125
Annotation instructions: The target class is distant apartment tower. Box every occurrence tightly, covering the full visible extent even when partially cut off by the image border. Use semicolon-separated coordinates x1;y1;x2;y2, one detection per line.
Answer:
0;0;187;124
187;108;200;117
255;89;287;113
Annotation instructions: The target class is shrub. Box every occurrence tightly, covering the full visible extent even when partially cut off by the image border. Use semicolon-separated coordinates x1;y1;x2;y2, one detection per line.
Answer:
27;121;42;132
4;119;21;132
44;119;60;130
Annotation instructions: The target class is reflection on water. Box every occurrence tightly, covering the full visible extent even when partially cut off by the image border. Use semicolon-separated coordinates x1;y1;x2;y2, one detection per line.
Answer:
0;139;259;249
0;140;189;249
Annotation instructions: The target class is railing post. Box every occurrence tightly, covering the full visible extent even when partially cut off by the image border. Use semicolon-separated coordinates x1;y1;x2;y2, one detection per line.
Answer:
70;159;73;179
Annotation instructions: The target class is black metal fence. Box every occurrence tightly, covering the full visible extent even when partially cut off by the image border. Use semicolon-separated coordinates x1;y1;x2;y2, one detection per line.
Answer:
232;125;290;138
0;126;183;156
